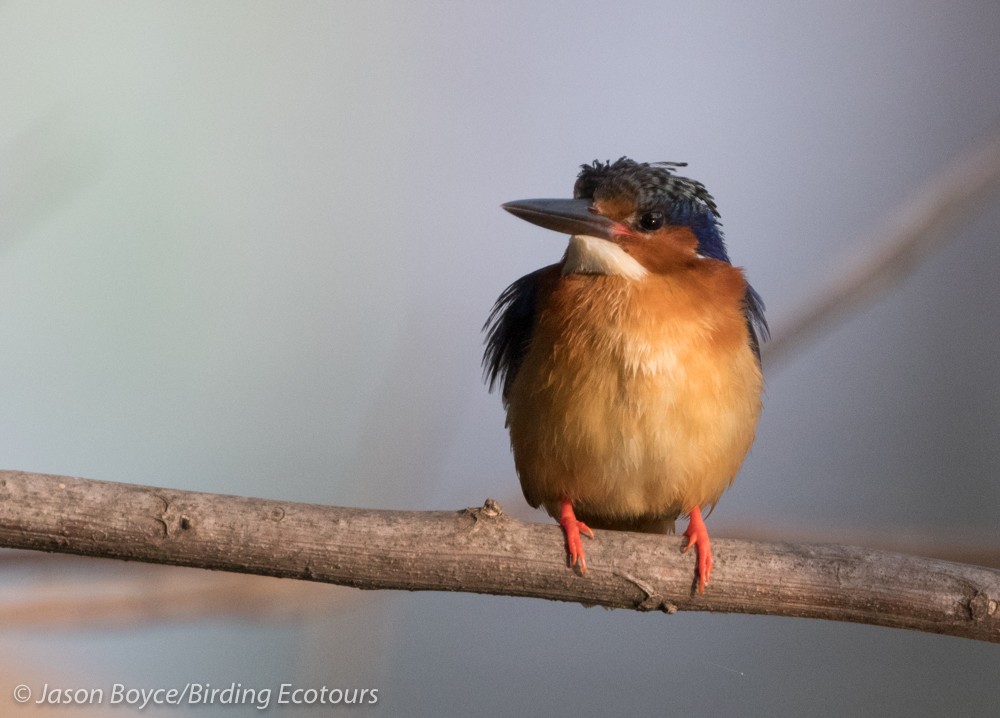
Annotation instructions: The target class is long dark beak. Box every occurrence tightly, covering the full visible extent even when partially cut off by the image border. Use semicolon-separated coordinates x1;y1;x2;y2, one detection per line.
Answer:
501;198;616;240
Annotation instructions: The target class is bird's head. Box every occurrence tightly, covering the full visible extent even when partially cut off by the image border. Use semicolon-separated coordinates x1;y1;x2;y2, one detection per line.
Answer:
503;157;731;277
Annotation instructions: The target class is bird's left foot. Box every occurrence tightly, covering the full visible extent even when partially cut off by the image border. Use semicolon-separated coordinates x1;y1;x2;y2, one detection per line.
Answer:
682;506;713;593
558;499;594;573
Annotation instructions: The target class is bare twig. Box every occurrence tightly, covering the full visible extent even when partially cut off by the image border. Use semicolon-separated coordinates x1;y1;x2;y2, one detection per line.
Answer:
0;553;358;629
763;125;1000;365
0;471;997;642
715;521;1000;570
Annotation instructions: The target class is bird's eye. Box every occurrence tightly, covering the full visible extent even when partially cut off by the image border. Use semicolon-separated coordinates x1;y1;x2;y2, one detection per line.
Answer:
637;211;665;232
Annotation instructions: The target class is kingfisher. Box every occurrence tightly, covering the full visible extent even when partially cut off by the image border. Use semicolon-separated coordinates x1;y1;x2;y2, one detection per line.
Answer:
483;158;766;592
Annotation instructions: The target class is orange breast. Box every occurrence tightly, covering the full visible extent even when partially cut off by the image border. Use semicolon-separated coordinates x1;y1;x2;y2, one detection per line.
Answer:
505;259;763;531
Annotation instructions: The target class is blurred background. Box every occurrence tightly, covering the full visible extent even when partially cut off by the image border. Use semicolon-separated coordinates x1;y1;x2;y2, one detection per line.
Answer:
2;1;999;715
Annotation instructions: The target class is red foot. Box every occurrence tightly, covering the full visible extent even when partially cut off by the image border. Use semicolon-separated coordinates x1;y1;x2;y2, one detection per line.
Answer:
682;506;713;593
559;499;594;573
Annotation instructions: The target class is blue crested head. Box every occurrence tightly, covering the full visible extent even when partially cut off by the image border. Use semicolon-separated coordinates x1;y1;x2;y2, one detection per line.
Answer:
572;157;768;353
485;158;769;391
574;158;731;263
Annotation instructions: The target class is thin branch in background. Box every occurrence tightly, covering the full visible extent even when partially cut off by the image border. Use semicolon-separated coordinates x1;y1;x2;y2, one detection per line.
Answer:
0;471;997;643
0;110;105;251
763;124;1000;366
714;522;1000;570
0;552;359;629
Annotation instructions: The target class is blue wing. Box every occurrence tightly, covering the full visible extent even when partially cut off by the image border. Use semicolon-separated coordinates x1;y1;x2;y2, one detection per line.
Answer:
482;265;556;400
743;284;769;362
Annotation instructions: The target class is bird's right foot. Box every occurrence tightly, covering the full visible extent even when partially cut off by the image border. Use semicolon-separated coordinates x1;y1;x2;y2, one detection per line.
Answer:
559;499;594;573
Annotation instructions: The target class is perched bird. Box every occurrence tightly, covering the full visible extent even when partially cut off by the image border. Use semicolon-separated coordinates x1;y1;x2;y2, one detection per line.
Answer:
483;158;766;592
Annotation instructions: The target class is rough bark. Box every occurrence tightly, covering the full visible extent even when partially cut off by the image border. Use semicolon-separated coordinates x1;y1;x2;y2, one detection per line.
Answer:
0;470;997;642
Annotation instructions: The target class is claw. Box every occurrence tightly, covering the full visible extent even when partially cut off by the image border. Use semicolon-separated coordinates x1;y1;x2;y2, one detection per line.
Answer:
682;506;713;593
558;499;593;573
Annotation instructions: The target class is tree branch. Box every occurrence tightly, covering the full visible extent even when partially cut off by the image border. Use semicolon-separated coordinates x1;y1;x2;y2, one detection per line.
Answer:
763;124;1000;366
0;554;358;629
0;470;997;642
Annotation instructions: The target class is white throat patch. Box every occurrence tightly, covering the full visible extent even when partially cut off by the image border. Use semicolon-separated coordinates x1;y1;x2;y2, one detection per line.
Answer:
561;235;648;280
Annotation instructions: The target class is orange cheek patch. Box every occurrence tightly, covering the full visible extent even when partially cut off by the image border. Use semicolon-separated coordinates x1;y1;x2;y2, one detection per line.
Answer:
618;226;700;274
